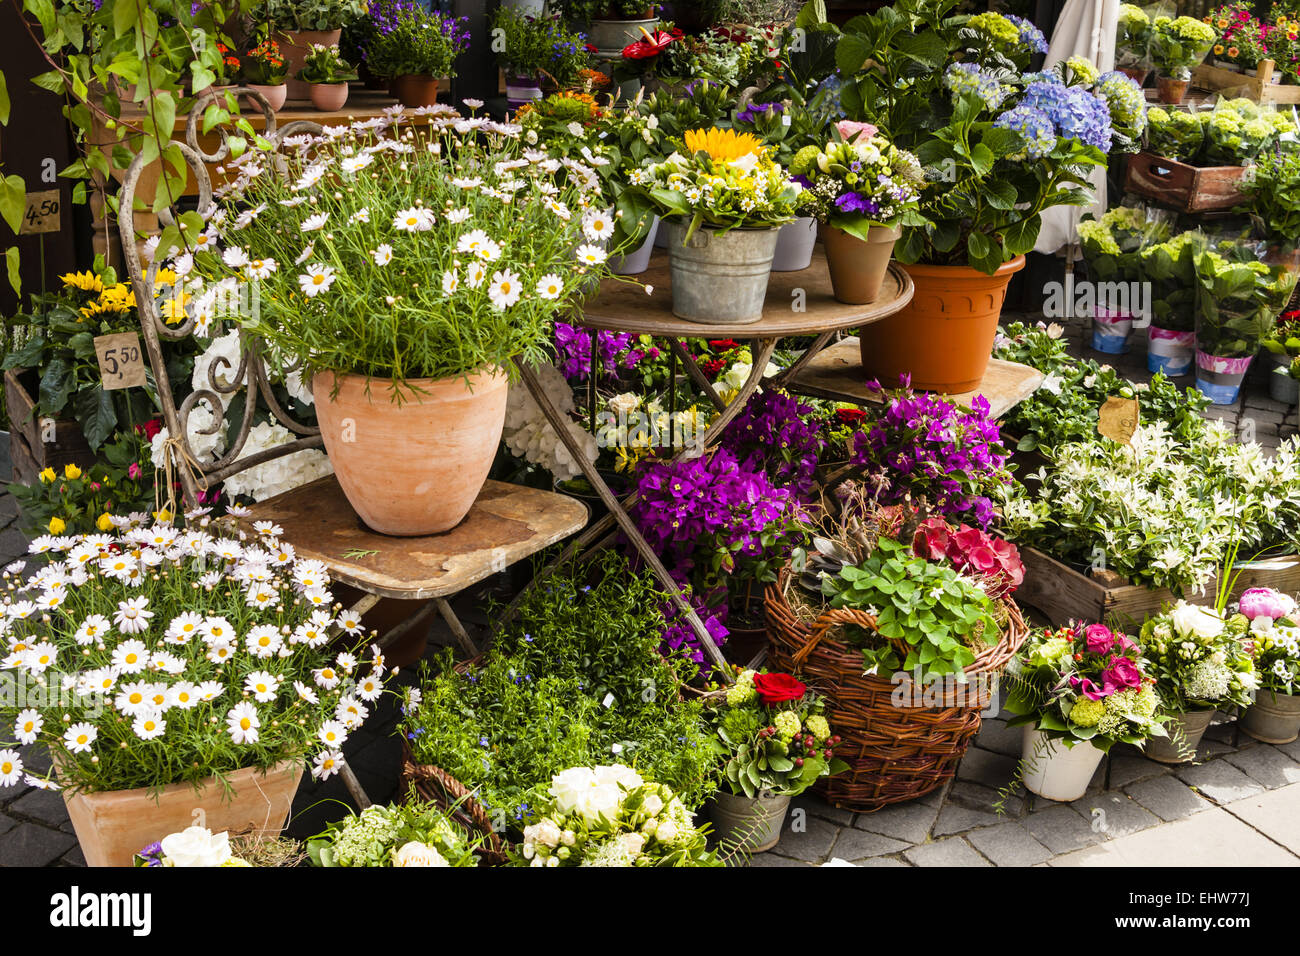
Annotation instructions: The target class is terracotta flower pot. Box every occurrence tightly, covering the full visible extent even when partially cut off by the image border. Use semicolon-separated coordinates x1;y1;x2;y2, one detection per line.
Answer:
309;82;349;111
1118;65;1150;86
279;28;342;102
391;74;440;108
246;83;288;111
63;760;302;867
822;224;900;304
1156;75;1189;104
311;368;509;536
857;256;1026;392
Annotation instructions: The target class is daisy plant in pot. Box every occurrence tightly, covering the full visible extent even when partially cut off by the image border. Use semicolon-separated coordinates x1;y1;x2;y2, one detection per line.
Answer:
1139;601;1257;763
634;126;798;323
788;120;924;304
707;668;845;852
1005;623;1168;803
186;109;607;535
0;518;385;866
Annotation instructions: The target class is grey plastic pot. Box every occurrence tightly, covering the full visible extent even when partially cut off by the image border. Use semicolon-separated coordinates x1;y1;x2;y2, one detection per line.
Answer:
1267;352;1299;406
710;789;790;853
1240;691;1300;744
1144;708;1215;763
588;16;659;53
610;215;659;275
661;220;778;324
771;217;817;272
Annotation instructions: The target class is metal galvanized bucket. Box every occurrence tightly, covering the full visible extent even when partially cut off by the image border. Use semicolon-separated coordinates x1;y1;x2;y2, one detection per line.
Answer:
1144;708;1214;763
1267;352;1299;406
610;215;659;276
1240;691;1300;744
661;220;777;324
771;217;817;272
588;16;659;53
709;789;791;853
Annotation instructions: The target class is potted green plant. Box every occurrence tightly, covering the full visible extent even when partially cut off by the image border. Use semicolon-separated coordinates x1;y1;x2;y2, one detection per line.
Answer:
707;668;845;851
1116;2;1154;84
296;42;358;110
1232;588;1300;743
187;111;607;535
1239;146;1300;270
0;519;381;866
365;5;469;107
1139;601;1257;762
1006;623;1168;802
789;123;923;303
491;7;591;107
1148;14;1218;103
1139;230;1203;376
827;1;1113;391
557;0;661;54
1192;246;1297;404
254;0;367;101
241;36;290;110
1263;309;1300;405
634;126;798;323
1076;206;1173;355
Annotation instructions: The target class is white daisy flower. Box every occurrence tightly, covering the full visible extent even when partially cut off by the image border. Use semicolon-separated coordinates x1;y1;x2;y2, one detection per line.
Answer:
392;206;435;231
356;673;383;701
301;212;329;232
115;681;153;716
467;262;487;288
488;269;523;311
201;616;234;644
226;702;260;744
164;611;204;645
168;682;200;710
336;612;363;637
336;695;368;728
114;597;153;635
64;722;97;754
133;710;166;740
441;269;460;295
246;258;277;279
245;624;284;658
340;154;374;173
446;207;470;224
111;638;149;673
222;246;250;269
14;709;42;745
373;243;394;266
294;680;320;704
575;243;607;266
298;264;337;297
23;642;57;673
582;208;615;241
312;749;344;780
0;749;23;787
197;681;224;701
150;651;186;675
456;228;491;255
206;641;236;665
318;720;348;748
294;243;315;265
313;666;341;690
244;670;281;703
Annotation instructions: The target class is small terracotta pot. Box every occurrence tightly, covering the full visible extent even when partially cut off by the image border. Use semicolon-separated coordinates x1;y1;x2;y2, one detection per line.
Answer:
1156;75;1189;104
279;28;342;102
1118;65;1150;86
822;224;900;304
246;83;287;111
311;368;509;536
857;255;1025;392
391;74;440;108
309;82;349;111
62;760;302;867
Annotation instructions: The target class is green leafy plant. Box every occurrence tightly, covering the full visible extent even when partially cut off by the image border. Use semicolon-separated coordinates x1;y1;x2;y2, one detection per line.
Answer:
253;0;367;32
1239;147;1300;247
365;5;469;79
295;43;357;83
490;7;590;83
9;438;156;537
1193;246;1297;358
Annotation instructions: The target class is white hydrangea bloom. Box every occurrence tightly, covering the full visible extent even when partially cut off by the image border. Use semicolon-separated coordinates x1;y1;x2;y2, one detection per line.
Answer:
502;364;596;482
220;421;333;503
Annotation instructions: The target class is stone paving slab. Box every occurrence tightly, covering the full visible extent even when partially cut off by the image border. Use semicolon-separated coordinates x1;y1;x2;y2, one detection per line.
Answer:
1220;783;1300;855
1048;807;1300;867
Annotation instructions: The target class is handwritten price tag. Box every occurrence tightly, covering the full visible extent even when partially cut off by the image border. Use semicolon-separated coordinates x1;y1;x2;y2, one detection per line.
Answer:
94;332;147;390
19;189;62;235
1097;396;1139;445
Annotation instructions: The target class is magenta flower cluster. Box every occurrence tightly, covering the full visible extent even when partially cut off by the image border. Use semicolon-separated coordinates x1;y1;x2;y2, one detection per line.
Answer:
850;377;1010;529
554;322;655;381
1070;625;1144;700
720;389;824;501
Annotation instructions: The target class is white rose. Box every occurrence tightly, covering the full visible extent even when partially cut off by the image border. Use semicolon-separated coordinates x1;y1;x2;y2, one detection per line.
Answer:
550;766;598;816
1170;602;1225;641
393;841;448;867
642;793;664;816
533;819;562;848
578;783;623;823
159;826;231;867
654;819;679;844
619;832;646;858
607;392;640;417
593;764;643;791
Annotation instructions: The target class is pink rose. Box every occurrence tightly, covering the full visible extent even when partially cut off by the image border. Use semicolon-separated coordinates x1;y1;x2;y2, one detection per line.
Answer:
1238;587;1294;621
1083;624;1116;655
836;120;877;143
1101;657;1143;695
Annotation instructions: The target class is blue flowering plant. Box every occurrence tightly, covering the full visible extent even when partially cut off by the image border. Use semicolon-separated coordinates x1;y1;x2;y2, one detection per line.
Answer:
364;2;469;79
490;6;590;86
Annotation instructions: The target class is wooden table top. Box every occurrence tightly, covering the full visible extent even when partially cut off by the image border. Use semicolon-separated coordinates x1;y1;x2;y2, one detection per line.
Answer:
246;476;588;600
576;251;914;338
788;337;1045;420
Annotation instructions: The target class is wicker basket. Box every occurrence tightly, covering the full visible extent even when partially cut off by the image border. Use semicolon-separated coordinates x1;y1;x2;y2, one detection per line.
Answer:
764;567;1027;813
399;740;509;866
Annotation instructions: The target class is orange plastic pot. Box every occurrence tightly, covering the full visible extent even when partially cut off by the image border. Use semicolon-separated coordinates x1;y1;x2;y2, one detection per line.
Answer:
857;256;1025;393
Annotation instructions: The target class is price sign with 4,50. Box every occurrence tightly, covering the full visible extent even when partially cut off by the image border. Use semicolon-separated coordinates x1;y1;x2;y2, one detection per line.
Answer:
94;332;147;390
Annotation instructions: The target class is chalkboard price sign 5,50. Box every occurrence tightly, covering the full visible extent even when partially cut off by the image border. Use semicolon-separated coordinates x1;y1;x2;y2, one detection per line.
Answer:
94;332;147;390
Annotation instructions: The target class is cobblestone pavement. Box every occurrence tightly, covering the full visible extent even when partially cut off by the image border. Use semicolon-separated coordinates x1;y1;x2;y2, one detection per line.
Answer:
2;316;1298;867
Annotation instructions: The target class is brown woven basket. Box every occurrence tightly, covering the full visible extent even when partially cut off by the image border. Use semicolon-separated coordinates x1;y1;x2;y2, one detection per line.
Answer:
764;567;1027;813
398;740;509;866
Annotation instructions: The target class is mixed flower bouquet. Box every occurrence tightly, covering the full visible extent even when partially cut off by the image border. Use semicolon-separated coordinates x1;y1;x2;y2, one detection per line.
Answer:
135;825;251;867
1149;14;1218;79
186;108;606;390
1006;623;1169;749
712;669;845;798
517;765;721;867
0;517;383;795
849;379;1011;530
1234;587;1300;695
633;126;799;238
1139;601;1257;713
307;801;480;866
787;124;924;238
363;3;469;80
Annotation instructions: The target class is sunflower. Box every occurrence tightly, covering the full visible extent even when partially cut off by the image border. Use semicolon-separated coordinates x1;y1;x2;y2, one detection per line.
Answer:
683;127;765;163
60;271;104;293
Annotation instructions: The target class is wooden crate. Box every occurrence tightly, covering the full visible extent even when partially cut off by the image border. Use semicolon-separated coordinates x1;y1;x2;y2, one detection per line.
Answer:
1123;151;1251;213
1192;58;1300;106
1015;546;1300;629
3;367;95;485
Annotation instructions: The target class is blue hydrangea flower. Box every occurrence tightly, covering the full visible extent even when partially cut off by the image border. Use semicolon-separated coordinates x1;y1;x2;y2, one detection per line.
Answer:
943;62;1011;110
1096;70;1147;135
1020;80;1114;152
994;104;1057;160
1006;14;1049;54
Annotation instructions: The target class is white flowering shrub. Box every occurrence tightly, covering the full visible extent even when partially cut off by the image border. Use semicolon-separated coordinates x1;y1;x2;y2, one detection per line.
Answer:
0;516;385;794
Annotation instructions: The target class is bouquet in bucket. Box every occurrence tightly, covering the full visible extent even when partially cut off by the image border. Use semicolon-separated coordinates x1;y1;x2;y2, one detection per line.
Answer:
1005;623;1169;750
1139;601;1257;714
517;765;721;867
0;517;383;795
711;669;847;798
1232;587;1300;696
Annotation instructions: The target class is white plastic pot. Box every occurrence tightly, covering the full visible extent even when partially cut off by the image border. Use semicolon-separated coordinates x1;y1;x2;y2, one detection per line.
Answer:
1020;726;1105;802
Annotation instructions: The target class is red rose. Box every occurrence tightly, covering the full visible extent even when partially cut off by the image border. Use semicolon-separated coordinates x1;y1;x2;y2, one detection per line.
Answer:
708;338;740;350
752;672;807;705
835;407;866;425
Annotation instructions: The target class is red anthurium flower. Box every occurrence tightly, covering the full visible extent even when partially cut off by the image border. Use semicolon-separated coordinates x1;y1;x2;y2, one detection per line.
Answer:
622;27;683;60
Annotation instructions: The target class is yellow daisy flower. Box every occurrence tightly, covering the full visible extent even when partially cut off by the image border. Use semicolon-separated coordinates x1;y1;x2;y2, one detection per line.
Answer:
60;271;104;293
683;127;766;163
